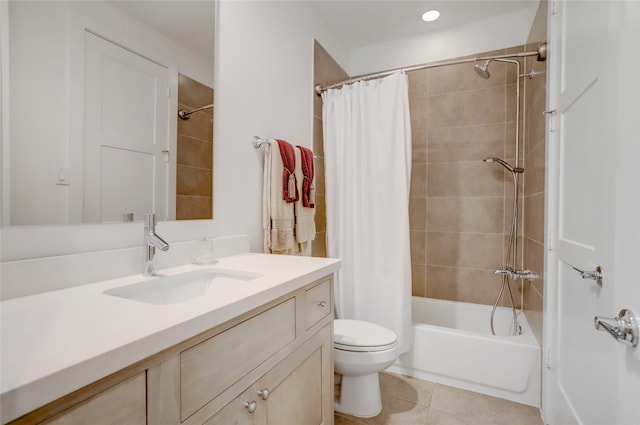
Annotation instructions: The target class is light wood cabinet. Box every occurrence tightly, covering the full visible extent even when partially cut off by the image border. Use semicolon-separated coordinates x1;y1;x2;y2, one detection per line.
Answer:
11;276;334;425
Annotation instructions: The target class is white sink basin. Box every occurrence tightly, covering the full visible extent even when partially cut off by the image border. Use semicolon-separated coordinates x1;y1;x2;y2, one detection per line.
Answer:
103;269;261;305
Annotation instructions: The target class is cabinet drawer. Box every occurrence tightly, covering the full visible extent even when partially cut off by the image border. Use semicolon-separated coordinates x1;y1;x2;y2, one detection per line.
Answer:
44;373;146;425
180;298;296;421
305;280;331;330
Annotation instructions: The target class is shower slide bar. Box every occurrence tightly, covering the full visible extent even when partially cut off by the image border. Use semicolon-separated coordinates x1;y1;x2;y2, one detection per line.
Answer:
315;43;547;94
178;103;214;120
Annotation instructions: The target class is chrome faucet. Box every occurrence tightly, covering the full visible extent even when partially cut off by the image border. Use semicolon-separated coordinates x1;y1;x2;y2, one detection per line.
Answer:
144;213;169;276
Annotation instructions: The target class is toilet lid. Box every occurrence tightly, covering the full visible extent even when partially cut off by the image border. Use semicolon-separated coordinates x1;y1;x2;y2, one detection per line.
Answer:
334;319;398;352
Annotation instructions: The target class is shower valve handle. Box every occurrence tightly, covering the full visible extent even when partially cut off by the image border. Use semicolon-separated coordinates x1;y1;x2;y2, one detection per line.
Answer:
572;265;603;287
594;309;638;347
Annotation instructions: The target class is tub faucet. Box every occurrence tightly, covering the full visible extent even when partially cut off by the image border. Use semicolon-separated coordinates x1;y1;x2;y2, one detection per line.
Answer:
494;267;535;281
144;213;169;276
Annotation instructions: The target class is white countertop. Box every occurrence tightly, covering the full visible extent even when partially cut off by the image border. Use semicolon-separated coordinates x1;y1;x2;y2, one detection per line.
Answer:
0;253;340;423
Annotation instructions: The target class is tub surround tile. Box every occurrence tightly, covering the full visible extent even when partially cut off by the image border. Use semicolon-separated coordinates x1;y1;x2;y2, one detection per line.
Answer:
524;192;545;245
427;86;506;128
175;195;212;220
176;165;212;197
425;265;503;306
177;135;213;169
427;60;507;95
408;68;429;99
409;197;427;231
427;123;505;163
410;163;428;197
411;263;426;298
410;231;427;265
427;197;504;234
177;74;213;109
427;162;504;197
426;232;503;269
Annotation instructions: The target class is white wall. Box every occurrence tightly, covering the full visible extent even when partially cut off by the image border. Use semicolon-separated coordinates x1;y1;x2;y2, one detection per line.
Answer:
7;1;213;225
213;0;348;252
347;6;539;76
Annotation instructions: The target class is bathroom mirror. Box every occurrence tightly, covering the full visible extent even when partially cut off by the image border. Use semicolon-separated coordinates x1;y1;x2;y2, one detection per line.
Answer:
1;0;215;226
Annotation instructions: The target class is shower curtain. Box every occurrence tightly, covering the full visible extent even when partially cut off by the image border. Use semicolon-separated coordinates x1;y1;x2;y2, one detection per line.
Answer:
322;72;412;353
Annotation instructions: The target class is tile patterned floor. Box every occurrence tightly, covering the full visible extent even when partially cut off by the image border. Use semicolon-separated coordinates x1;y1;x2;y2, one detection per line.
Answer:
334;372;544;425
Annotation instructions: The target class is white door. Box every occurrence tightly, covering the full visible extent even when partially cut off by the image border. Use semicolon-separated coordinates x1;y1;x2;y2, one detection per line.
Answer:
545;1;640;424
84;31;169;223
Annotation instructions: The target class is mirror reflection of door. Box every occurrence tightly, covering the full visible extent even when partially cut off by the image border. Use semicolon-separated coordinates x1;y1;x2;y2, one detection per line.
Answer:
83;31;170;223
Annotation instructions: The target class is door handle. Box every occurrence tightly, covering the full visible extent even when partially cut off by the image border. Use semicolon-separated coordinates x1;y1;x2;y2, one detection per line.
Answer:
594;309;638;347
572;265;603;286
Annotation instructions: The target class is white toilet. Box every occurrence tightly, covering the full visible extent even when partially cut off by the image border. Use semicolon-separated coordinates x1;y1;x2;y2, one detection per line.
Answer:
333;319;399;417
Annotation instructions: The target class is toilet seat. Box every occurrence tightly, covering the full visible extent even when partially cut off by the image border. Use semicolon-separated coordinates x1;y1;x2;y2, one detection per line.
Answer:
334;319;398;352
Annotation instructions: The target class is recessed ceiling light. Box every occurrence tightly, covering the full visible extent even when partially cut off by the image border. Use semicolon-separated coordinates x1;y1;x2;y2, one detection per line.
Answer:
422;10;440;22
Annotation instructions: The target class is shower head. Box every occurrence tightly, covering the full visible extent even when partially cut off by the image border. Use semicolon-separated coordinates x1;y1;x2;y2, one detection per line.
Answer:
474;60;492;79
483;157;524;174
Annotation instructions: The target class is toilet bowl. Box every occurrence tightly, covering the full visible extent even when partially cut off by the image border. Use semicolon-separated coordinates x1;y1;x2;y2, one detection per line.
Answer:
333;319;399;417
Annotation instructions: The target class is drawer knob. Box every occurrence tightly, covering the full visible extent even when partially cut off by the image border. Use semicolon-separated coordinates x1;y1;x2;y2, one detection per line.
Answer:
257;388;270;400
243;400;257;414
317;301;327;308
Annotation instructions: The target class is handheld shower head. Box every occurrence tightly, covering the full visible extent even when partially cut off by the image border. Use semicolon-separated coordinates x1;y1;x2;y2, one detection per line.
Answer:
483;157;524;174
474;60;491;79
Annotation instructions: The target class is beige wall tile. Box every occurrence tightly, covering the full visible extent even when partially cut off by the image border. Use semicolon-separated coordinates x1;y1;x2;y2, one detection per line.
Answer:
314;40;349;86
407;68;429;99
427;86;506;128
409;197;426;231
427;60;507;95
425;266;502;305
427;232;503;269
410;230;426;265
312;232;327;258
314;158;325;196
176;195;212;220
178;74;213;109
428;123;506;163
428;162;504;197
410;163;428;198
176;165;212;196
524;141;545;195
524;192;545;245
411;264;426;297
314;194;326;232
313;117;324;155
427;197;504;234
177;136;212;169
178;102;213;141
526;238;545;295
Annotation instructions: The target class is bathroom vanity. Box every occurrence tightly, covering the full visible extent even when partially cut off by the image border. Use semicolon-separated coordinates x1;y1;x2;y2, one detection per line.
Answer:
1;253;339;425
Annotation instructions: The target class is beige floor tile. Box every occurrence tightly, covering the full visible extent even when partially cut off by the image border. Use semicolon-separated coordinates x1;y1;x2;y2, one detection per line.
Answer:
380;371;435;407
429;384;542;425
336;377;542;425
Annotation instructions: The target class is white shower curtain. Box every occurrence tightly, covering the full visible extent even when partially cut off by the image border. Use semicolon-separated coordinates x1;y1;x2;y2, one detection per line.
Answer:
322;72;412;353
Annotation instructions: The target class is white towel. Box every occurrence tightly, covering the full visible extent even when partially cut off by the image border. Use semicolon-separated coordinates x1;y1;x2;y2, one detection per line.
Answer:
263;140;298;254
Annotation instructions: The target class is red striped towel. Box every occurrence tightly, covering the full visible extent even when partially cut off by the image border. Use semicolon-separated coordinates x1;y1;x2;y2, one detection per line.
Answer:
276;139;299;203
296;145;315;208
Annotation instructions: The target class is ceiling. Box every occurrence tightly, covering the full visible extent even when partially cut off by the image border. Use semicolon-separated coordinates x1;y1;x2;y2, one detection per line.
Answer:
109;0;215;61
108;1;538;60
310;0;539;50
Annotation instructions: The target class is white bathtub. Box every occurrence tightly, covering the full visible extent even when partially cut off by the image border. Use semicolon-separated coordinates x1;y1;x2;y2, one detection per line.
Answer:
388;296;541;407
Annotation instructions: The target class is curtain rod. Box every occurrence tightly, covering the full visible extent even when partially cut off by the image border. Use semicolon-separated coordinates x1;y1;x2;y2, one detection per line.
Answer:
315;43;547;95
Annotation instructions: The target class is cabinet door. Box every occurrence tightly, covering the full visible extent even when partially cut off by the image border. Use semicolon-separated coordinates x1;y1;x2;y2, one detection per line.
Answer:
204;385;264;425
262;324;332;425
